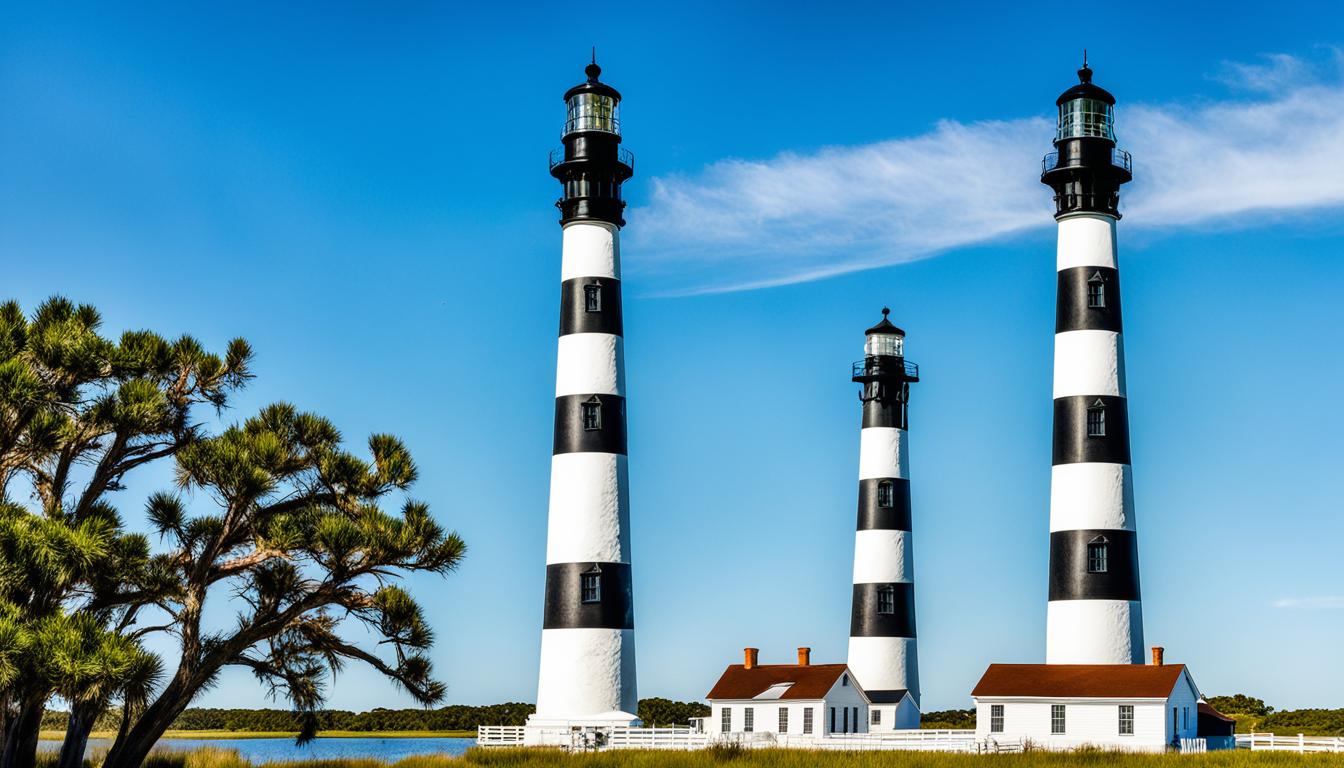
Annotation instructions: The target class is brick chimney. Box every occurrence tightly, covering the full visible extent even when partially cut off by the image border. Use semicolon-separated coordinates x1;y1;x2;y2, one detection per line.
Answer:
797;647;811;666
1151;646;1165;666
744;647;759;670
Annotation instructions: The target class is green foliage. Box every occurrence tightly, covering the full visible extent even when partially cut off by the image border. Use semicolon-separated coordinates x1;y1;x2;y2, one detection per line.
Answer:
1207;695;1273;717
920;708;976;729
1255;708;1344;736
637;698;710;727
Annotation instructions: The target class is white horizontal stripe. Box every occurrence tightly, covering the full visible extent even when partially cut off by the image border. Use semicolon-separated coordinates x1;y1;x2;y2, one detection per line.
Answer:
847;636;920;703
535;628;636;718
858;428;908;480
1046;600;1144;665
556;334;625;397
546;453;629;564
852;529;913;583
1053;330;1126;398
1050;463;1135;532
561;222;621;281
1056;213;1117;271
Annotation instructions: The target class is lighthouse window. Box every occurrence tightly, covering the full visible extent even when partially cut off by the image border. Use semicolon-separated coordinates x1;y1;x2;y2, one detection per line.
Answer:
584;284;602;313
1087;539;1109;573
1087;279;1106;308
1057;98;1115;141
565;93;620;135
581;571;601;603
1086;405;1106;437
877;480;895;509
877;585;896;615
582;398;602;431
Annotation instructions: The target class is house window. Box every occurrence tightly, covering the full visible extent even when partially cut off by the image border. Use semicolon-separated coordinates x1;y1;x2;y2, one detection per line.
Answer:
842;707;848;733
1086;403;1106;437
1087;275;1106;308
990;704;1004;733
1087;538;1109;574
581;397;602;431
580;569;601;603
778;707;788;733
1051;705;1066;734
1119;705;1134;735
853;708;859;732
871;708;881;726
878;585;896;615
1183;707;1189;730
743;707;753;733
584;283;602;313
841;674;848;686
830;707;836;734
721;707;731;733
877;480;895;508
803;708;813;734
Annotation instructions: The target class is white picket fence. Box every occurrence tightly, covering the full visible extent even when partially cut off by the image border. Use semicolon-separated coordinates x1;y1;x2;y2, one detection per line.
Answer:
476;725;526;746
477;725;1018;752
607;727;711;750
1179;738;1207;753
1237;732;1344;753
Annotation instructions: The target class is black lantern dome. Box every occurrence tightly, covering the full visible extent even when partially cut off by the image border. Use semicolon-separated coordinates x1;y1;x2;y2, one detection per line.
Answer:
549;56;634;227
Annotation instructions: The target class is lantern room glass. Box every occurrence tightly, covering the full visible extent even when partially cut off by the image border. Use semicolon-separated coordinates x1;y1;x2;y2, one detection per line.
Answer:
1057;98;1115;141
865;333;904;358
565;93;620;136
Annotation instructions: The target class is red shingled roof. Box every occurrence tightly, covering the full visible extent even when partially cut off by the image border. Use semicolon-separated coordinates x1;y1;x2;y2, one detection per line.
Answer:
972;664;1188;699
1198;701;1234;722
707;664;850;701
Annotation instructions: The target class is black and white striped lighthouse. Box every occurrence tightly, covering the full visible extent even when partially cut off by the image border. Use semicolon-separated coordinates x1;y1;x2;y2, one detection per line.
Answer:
847;309;921;722
1040;58;1143;665
530;58;638;728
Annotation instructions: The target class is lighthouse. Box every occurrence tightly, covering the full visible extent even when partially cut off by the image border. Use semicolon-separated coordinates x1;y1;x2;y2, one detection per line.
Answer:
847;309;921;728
1041;58;1143;665
529;58;638;731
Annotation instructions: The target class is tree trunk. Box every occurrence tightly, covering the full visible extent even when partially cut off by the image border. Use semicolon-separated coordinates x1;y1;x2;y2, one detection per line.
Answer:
0;699;44;768
102;672;200;768
56;702;101;768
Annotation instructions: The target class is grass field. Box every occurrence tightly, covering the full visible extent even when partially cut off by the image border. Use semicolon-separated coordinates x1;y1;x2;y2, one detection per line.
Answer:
38;731;478;741
34;746;1344;768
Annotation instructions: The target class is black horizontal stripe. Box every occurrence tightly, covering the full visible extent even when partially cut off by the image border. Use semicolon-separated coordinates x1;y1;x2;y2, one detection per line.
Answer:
554;394;627;455
857;478;912;531
1056;266;1123;334
1048;529;1141;601
861;397;909;429
850;583;916;638
1052;395;1130;466
542;561;634;630
560;277;623;337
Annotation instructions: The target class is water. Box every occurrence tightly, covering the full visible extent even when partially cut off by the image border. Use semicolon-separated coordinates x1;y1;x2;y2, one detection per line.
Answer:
38;737;477;763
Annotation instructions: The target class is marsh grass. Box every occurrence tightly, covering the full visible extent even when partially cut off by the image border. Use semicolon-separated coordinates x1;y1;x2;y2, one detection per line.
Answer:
34;745;1344;768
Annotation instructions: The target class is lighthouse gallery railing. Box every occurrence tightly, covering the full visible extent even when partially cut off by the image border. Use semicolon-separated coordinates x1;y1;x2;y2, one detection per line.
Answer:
1041;148;1132;176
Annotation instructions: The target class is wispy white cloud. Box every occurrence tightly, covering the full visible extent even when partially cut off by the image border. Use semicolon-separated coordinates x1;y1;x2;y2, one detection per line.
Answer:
1273;596;1344;610
628;53;1344;295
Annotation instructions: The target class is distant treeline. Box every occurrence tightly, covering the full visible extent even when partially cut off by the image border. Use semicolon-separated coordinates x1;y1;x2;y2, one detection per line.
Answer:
41;699;710;733
920;709;976;729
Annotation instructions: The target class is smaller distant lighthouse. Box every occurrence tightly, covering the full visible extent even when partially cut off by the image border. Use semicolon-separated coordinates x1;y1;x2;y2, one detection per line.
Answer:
847;309;921;729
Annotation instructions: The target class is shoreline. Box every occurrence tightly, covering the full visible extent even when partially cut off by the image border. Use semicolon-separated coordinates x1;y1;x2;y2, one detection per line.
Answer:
38;730;477;741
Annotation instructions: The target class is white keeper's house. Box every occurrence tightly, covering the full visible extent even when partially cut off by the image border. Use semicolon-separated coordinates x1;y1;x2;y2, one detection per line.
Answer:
970;649;1221;751
704;648;919;738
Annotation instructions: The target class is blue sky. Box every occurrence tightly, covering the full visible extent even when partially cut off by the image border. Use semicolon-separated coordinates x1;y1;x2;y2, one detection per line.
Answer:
3;0;1343;713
